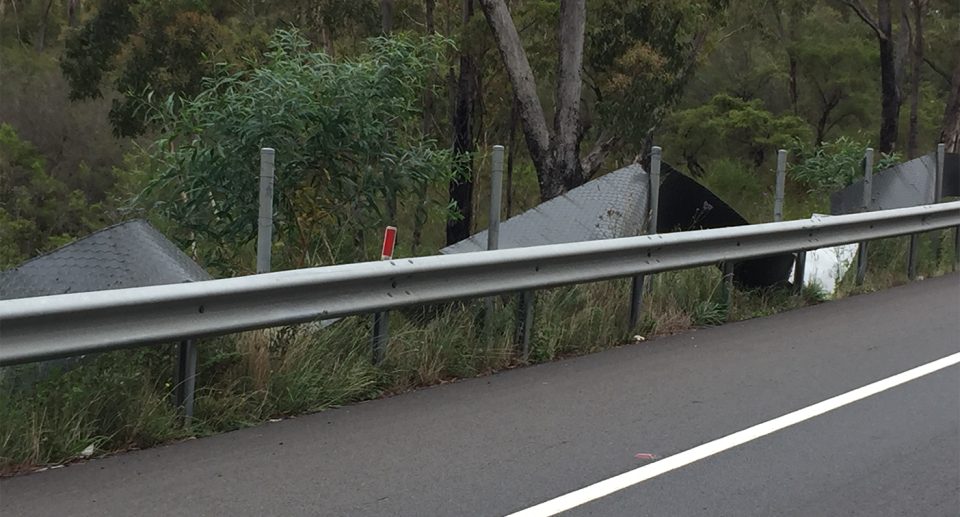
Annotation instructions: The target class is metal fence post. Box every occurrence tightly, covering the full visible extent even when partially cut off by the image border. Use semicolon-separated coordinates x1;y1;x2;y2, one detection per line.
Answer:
629;146;660;331
774;148;805;295
258;148;276;274
934;143;946;267
935;143;945;203
855;148;873;286
774;149;786;223
487;146;504;321
175;339;197;425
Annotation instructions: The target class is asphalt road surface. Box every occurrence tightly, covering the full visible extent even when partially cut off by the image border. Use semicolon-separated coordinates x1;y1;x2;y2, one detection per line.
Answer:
2;273;958;516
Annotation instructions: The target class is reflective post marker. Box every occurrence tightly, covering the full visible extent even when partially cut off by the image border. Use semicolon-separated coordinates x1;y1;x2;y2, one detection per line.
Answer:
381;226;397;261
856;148;873;286
373;226;397;364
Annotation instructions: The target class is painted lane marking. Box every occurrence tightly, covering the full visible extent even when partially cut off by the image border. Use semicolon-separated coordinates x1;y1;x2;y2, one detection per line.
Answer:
506;352;960;517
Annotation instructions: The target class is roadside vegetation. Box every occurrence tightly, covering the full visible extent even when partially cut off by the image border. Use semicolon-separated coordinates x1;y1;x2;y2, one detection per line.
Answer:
1;0;958;473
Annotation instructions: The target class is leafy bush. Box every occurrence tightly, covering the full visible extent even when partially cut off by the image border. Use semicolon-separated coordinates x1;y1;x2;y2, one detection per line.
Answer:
789;136;900;196
142;30;456;274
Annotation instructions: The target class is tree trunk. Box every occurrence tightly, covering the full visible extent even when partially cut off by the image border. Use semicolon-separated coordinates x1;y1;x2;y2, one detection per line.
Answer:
446;0;478;246
480;0;599;202
35;0;53;52
939;56;960;153
380;0;394;34
506;95;519;218
412;0;437;253
320;24;335;57
877;0;900;154
907;0;924;159
68;0;81;28
894;0;910;99
542;0;588;200
422;0;437;138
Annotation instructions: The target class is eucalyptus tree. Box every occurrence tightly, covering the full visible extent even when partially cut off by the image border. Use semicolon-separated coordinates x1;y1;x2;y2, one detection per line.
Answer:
477;0;728;202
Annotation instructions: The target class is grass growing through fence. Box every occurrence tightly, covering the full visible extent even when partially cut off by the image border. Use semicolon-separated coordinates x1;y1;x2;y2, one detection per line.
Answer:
1;234;955;473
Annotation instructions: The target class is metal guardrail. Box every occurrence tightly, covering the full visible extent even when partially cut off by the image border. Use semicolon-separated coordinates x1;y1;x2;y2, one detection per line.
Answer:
2;200;958;367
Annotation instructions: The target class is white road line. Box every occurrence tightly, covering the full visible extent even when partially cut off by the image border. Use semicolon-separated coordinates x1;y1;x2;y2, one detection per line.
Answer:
505;352;960;517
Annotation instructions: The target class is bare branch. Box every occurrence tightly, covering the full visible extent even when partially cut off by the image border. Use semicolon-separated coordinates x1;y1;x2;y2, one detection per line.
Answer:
924;56;953;83
839;0;886;41
580;131;621;179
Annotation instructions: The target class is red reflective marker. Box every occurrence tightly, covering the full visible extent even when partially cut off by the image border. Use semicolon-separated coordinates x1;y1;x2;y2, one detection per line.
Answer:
381;226;397;260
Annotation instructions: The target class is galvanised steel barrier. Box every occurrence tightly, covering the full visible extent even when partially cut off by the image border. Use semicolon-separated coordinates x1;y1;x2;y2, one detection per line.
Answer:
2;200;957;369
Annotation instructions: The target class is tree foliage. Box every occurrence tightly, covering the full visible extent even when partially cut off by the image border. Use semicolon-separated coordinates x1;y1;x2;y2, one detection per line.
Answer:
789;136;900;196
661;93;809;175
0;124;105;269
142;30;455;274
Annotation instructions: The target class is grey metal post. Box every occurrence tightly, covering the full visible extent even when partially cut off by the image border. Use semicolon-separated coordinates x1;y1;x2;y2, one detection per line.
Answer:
488;145;504;251
855;148;873;286
517;290;533;359
774;149;786;222
372;311;388;364
935;143;945;203
650;147;661;234
629;147;661;331
257;148;276;274
934;143;946;267
792;251;806;296
954;226;959;272
175;339;197;425
907;233;919;280
487;146;504;321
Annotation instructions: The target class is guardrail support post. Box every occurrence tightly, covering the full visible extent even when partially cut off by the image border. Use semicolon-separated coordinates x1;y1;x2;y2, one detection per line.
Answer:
855;148;873;286
792;251;806;296
722;261;735;321
954;226;959;272
517;290;533;359
372;311;388;364
629;146;660;331
486;146;504;322
907;234;919;280
258;148;275;274
175;339;197;425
